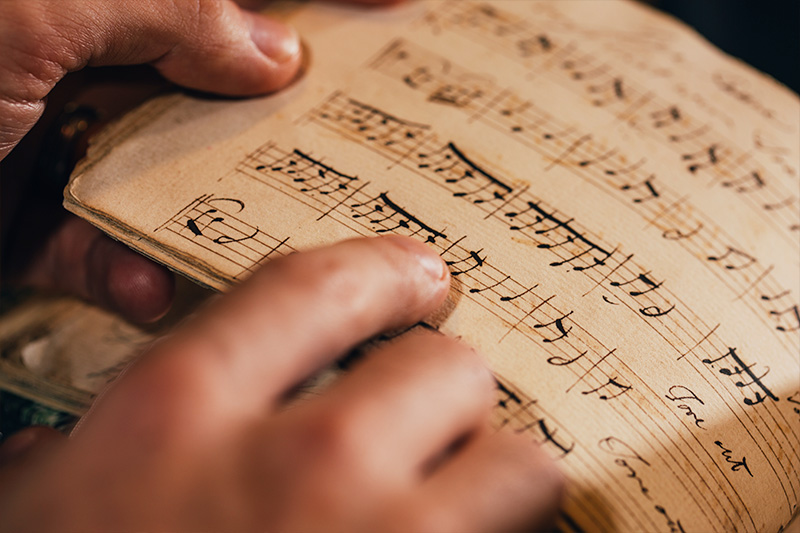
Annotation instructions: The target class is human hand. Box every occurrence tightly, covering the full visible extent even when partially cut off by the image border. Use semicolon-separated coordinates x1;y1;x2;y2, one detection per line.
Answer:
0;237;563;532
0;0;397;323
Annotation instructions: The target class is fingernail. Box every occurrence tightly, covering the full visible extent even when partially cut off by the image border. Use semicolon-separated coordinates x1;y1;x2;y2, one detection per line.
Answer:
385;235;449;283
247;14;301;64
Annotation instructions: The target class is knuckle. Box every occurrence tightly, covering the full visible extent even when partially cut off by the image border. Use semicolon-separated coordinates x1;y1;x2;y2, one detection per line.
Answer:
289;408;363;466
0;3;65;98
499;431;566;494
116;344;224;439
408;332;495;397
190;0;226;26
398;503;461;533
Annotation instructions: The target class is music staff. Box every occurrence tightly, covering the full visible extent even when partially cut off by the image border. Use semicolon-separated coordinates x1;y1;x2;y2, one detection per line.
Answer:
309;93;799;363
241;140;639;404
420;1;800;247
156;194;294;281
303;94;794;408
367;40;798;342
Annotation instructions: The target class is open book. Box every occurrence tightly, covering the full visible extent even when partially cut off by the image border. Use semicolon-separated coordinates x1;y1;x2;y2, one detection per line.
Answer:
61;1;799;531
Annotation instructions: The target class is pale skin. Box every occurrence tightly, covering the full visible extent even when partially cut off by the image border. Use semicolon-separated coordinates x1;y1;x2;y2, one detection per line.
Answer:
0;1;564;531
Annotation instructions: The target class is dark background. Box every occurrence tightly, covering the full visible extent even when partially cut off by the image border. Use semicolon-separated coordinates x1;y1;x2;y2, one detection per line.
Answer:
655;0;800;94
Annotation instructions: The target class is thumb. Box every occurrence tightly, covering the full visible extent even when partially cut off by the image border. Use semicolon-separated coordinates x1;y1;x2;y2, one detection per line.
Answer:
0;0;302;160
149;6;303;96
39;0;301;95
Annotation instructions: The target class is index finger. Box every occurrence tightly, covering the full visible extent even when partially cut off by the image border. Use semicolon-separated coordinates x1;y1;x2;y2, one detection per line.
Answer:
103;236;449;426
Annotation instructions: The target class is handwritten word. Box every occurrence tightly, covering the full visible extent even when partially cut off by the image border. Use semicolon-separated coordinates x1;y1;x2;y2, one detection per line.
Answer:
714;440;753;477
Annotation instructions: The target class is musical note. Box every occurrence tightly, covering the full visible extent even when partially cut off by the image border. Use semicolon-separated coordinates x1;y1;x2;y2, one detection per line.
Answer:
494;379;575;457
581;377;632;400
610;271;665;297
682;144;723;173
588;76;627;107
662;221;703;241
547;350;587;367
499;284;538;302
183;197;259;244
562;54;607;82
763;196;797;211
533;311;573;343
469;275;511;294
707;246;757;271
442;245;486;276
702;347;778;406
428;82;487;108
309;92;432;154
769;305;800;333
787;392;800;417
760;289;790;302
517;34;553;57
620;176;660;203
651;105;682;128
667;124;710;143
430;142;514;204
289;149;358;195
544;133;593;171
753;129;797;177
721;171;765;193
602;158;647;176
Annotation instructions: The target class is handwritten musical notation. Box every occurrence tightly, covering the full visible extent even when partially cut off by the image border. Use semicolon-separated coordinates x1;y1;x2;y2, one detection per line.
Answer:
293;93;799;517
155;194;295;283
303;91;795;414
494;378;696;533
419;1;800;241
227;134;798;530
301;92;800;509
238;142;639;404
63;2;800;531
494;378;575;458
366;38;800;347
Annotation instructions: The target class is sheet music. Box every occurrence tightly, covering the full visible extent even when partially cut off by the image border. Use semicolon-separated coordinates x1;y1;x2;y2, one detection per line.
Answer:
65;1;800;531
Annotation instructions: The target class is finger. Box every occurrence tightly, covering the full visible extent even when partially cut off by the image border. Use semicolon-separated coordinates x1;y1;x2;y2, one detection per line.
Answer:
236;0;404;6
320;0;406;5
115;236;449;422
0;427;65;470
409;429;565;533
1;0;301;160
22;216;175;323
292;331;494;482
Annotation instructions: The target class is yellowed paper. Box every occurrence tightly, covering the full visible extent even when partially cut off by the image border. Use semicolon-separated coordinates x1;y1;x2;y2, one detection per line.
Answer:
65;1;800;531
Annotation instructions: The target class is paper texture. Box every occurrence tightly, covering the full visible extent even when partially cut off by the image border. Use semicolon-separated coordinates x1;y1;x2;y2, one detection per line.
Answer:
64;1;800;531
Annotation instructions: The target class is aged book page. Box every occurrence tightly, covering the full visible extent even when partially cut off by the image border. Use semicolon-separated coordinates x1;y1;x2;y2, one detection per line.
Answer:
64;1;800;531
